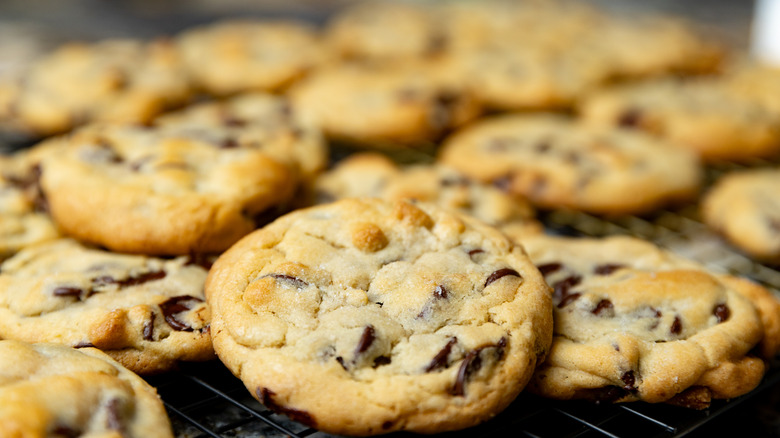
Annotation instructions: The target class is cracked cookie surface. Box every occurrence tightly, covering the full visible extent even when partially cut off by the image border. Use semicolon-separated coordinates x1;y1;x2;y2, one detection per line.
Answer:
0;340;173;437
0;238;214;374
206;198;552;435
522;235;780;408
39;122;296;255
439;114;702;214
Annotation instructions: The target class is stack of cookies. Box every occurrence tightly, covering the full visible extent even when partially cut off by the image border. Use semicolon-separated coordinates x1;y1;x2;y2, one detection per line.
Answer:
1;0;780;436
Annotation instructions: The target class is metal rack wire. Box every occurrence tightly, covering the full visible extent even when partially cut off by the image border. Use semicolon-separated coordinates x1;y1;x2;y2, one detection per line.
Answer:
145;196;780;438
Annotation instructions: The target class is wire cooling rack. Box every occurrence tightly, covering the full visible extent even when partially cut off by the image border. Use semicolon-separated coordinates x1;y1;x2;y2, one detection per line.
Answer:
145;182;780;438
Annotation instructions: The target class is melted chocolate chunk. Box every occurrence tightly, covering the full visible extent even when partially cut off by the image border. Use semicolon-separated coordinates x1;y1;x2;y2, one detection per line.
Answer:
105;398;123;431
433;285;448;299
93;270;167;288
618;108;642;128
143;313;156;341
557;292;581;308
467;249;484;257
425;337;458;372
671;316;683;335
592;299;614;316
484;268;522;287
449;337;507;396
354;325;375;356
621;371;637;391
536;262;562;277
159;295;203;331
373;356;391;368
714;303;730;323
256;387;317;428
263;274;308;289
53;286;85;298
666;386;712;410
593;264;625;275
382;420;395;430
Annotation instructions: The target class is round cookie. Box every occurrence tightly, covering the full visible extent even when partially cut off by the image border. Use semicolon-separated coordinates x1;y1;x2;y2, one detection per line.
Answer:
325;1;444;62
4;39;192;137
0;340;173;437
521;234;779;408
438;114;702;215
154;93;327;183
205;198;553;435
0;155;59;261
289;62;481;147
579;78;780;162
314;153;543;239
39;122;296;255
177;20;323;96
0;238;214;374
701;168;780;262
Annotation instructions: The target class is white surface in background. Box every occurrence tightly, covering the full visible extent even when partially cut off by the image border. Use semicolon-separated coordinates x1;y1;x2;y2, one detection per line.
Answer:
753;0;780;65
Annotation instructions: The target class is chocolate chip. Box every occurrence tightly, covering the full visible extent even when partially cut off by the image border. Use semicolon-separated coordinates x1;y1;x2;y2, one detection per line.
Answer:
376;302;383;307
552;275;582;302
425;337;457;372
618;108;642;128
666;386;712;410
592;299;614;316
105;398;123;431
557;292;581;308
354;325;375;356
449;337;507;397
382;420;394;430
621;371;637;391
51;425;80;438
336;356;347;371
433;285;448;299
143;313;155;341
671;316;683;335
594;264;625;275
159;295;203;331
373;356;391;368
484;268;522;287
263;274;308;289
256;387;317;428
581;386;629;403
53;286;85;298
713;304;730;323
536;262;562;277
467;249;484;257
93;270;167;288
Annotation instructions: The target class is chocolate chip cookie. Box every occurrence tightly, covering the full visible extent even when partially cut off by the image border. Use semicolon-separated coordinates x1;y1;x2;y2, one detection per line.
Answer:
206;198;553;435
522;234;780;408
314;152;543;239
580;78;780;162
438;114;702;215
3;39;192;137
39;122;296;255
289;62;481;147
0;340;173;437
701;168;780;262
177;20;323;96
154;92;327;183
0;238;214;374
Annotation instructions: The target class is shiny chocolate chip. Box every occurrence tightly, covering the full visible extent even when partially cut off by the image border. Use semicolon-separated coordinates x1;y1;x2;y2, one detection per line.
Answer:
425;337;457;372
143;313;156;341
159;295;203;331
713;304;730;323
354;325;375;356
93;270;166;288
53;286;85;298
484;268;522;287
557;292;581;308
449;337;507;396
373;356;391;368
592;299;614;316
621;371;637;391
256;387;317;428
536;262;562;277
433;285;448;300
552;275;582;302
105;398;123;431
